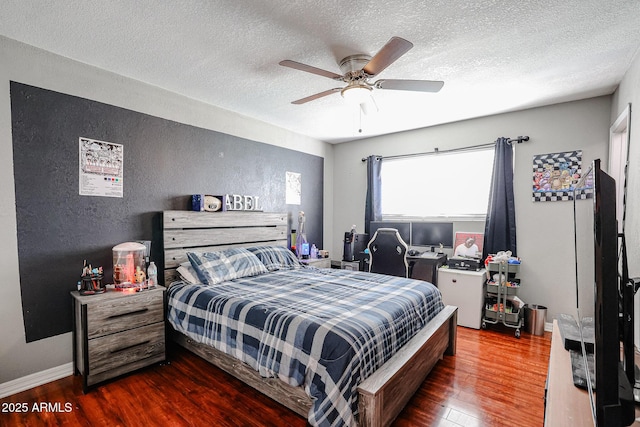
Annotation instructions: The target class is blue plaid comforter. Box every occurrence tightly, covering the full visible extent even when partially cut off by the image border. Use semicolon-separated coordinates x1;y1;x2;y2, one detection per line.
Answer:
167;267;444;427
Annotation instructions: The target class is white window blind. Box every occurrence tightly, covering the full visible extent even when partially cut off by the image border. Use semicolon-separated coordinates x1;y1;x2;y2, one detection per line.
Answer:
381;148;495;218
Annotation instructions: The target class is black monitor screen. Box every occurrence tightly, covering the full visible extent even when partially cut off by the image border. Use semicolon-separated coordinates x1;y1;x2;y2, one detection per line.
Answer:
411;222;454;248
369;221;411;245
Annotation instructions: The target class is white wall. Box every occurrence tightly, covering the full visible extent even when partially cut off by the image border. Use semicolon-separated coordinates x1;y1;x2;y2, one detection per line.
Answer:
612;48;640;278
611;49;640;342
0;36;333;384
332;97;612;323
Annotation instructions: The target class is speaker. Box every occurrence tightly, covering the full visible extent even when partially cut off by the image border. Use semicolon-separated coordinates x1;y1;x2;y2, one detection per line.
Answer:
343;232;354;261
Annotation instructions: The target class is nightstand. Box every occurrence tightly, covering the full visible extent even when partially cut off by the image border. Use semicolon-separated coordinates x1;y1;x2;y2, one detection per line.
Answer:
71;286;166;393
301;257;332;268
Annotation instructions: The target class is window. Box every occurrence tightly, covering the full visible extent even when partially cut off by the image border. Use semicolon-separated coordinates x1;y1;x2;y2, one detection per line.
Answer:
381;148;495;219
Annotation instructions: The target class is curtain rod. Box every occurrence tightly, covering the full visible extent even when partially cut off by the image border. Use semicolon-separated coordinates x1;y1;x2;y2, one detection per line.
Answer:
361;135;529;162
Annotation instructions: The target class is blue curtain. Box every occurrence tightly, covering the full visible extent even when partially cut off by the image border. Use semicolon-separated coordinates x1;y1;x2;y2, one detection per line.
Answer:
483;138;517;259
364;155;382;235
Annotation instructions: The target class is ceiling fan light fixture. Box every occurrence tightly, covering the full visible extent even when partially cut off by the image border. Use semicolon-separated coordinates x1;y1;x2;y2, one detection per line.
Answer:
341;85;372;104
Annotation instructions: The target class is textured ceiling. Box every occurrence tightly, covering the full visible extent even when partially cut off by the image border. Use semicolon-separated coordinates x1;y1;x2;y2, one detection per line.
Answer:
1;1;639;143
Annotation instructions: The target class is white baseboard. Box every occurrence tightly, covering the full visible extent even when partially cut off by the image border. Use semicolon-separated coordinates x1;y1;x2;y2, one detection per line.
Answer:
0;363;73;399
545;321;553;332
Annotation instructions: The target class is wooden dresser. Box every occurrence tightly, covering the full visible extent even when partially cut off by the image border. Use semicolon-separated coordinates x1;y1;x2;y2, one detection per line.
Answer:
71;286;166;392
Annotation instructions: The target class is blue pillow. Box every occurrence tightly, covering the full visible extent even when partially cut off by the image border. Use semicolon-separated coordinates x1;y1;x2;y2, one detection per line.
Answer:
187;248;268;285
245;245;302;271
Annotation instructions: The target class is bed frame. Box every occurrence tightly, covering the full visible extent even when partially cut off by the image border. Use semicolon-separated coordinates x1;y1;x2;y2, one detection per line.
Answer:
163;210;457;427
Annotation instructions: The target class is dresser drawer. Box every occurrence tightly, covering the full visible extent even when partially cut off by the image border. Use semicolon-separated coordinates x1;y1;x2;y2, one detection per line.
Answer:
86;291;164;339
88;321;165;377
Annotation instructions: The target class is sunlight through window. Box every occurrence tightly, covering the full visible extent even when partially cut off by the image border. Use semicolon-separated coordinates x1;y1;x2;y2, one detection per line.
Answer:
381;148;495;218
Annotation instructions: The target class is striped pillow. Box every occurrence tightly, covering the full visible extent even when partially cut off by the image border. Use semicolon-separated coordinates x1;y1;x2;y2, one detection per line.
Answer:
245;245;302;271
187;248;268;285
177;262;200;284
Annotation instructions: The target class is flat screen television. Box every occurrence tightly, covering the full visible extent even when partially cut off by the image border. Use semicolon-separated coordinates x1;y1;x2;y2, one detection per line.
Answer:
578;159;634;426
369;221;411;245
411;222;454;249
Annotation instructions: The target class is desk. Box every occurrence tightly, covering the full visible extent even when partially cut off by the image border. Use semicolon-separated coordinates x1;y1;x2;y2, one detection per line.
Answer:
407;253;447;286
357;253;446;282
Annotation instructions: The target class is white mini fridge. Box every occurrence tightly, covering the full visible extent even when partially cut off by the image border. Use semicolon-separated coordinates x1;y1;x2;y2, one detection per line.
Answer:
437;267;486;329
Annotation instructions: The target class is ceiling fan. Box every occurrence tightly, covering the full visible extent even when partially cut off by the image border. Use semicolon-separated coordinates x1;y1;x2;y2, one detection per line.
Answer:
279;36;444;111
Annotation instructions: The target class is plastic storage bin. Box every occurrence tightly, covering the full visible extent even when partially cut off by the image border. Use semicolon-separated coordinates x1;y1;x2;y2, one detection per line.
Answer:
112;242;147;285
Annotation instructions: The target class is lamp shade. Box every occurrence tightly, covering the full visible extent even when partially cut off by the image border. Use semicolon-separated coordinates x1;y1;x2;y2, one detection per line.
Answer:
341;85;372;104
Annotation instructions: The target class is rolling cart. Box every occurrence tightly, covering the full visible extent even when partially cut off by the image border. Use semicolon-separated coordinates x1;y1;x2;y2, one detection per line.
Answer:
482;260;523;338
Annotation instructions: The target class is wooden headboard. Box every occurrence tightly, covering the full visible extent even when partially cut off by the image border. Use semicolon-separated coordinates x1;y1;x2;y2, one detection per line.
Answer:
162;210;288;285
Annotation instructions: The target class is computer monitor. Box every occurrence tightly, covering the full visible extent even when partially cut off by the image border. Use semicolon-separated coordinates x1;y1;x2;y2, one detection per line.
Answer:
369;221;411;245
411;222;454;248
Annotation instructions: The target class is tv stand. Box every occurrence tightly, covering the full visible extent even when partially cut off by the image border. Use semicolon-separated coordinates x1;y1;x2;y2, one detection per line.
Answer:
546;320;639;426
545;320;594;426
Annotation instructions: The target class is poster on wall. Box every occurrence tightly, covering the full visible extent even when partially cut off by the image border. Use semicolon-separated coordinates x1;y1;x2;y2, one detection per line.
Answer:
286;171;301;205
79;137;124;198
532;150;593;202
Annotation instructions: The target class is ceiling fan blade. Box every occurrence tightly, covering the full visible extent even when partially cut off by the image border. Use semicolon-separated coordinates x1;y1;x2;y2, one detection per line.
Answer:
279;60;343;80
362;37;413;76
374;79;444;93
291;88;342;104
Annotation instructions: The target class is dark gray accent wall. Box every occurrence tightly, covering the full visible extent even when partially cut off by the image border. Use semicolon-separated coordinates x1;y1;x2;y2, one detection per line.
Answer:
10;82;323;342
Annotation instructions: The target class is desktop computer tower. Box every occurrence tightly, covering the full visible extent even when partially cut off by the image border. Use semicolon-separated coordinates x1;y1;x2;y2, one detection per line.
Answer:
343;233;369;262
354;233;369;257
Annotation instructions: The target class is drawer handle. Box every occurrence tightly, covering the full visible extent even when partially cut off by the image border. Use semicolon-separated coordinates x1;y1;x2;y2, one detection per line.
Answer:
111;340;151;354
108;308;149;319
452;279;457;283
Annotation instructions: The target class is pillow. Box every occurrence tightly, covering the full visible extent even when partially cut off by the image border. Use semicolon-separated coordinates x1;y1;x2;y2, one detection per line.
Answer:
245;245;302;271
177;262;200;284
187;248;268;285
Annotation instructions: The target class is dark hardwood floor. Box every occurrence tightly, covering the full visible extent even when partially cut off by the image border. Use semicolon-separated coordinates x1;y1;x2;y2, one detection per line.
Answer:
0;325;551;426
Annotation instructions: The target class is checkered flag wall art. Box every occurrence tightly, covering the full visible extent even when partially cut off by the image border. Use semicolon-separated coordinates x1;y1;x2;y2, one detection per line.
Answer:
532;150;593;202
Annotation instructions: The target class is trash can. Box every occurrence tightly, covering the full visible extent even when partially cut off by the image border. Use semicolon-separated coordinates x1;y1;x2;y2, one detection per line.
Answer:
525;304;547;336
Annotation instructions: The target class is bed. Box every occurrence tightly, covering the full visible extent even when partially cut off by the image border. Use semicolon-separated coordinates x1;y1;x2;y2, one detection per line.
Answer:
163;210;457;427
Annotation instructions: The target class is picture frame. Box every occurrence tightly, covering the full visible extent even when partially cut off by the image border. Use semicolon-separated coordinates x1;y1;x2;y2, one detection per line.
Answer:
453;232;484;258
